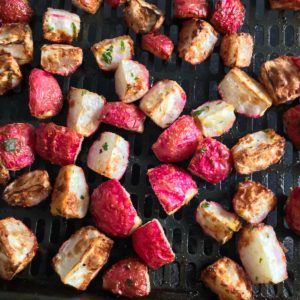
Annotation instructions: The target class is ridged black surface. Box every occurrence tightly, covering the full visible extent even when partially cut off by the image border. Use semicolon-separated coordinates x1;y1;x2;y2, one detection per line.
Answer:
0;0;300;299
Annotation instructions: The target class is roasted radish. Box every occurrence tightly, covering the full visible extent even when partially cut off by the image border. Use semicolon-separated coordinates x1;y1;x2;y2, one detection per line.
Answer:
219;68;273;118
148;164;198;215
115;60;149;103
87;132;129;180
285;187;300;235
0;0;33;23
196;200;241;244
51;165;89;219
91;179;141;237
35;123;83;166
67;87;106;137
72;0;102;14
231;129;285;175
106;0;126;8
174;0;208;19
140;80;186;128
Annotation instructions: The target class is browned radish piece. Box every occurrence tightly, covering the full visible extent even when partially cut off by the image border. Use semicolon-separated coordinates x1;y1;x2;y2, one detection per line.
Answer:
218;68;273;118
106;0;126;8
29;68;63;119
0;0;33;23
269;0;300;10
91;179;141;237
231;129;285;175
0;23;33;65
103;258;150;298
53;226;113;290
87;132;129;180
174;0;208;19
51;165;89;219
132;219;175;269
124;0;165;34
41;44;83;76
191;100;236;137
67;87;106;137
147;164;198;215
196;200;241;244
140;80;186;128
285;187;300;235
101;102;146;133
43;8;80;44
141;32;174;60
283;104;300;150
115;60;149;103
0;53;22;96
0;217;37;280
91;35;134;71
72;0;102;14
220;33;254;68
211;0;246;34
260;56;300;105
201;257;252;300
0;123;35;171
3;170;52;207
238;223;288;284
188;138;232;184
233;181;277;224
178;19;218;65
35;123;84;166
152;115;201;163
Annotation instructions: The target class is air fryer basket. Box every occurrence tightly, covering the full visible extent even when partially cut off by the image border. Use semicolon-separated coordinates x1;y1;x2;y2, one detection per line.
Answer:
0;0;299;299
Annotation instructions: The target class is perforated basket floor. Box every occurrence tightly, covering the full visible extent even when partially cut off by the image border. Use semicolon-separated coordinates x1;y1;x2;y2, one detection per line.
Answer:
1;0;300;299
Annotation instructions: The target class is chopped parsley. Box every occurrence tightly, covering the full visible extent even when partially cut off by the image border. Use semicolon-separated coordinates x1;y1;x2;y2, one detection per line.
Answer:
200;148;207;153
80;195;85;200
2;138;17;152
81;90;87;96
191;106;209;117
125;278;134;286
7;72;13;80
255;276;259;281
244;176;250;181
71;22;77;38
130;72;139;81
102;45;113;64
102;142;108;151
259;257;263;263
201;202;210;209
47;25;54;32
120;40;125;51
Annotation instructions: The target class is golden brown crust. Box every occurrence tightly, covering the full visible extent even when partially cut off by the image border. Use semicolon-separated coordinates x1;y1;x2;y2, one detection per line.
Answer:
269;0;300;10
72;0;102;14
231;129;285;174
260;56;300;105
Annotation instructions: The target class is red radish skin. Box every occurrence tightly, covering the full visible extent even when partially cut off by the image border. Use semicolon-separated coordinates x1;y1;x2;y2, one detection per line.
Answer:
152;115;201;162
35;123;83;166
0;0;33;23
286;187;300;235
106;0;125;7
132;219;175;269
29;69;63;119
283;104;300;150
211;0;245;34
102;258;150;298
188;138;232;184
174;0;208;19
0;123;35;171
101;102;146;133
148;164;198;215
91;179;141;238
141;32;174;60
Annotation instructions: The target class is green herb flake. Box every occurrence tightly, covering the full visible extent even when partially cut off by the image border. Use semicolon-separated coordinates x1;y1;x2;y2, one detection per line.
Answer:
81;90;87;96
120;40;125;51
80;195;85;200
255;276;259;281
125;278;134;286
7;72;13;80
102;45;113;64
200;148;207;153
102;142;108;151
47;25;54;32
191;106;209;117
3;138;17;152
201;202;210;209
71;22;77;38
259;257;263;263
244;176;250;181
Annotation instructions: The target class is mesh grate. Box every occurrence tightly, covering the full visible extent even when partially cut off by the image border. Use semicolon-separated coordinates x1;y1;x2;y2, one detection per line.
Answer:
0;0;300;299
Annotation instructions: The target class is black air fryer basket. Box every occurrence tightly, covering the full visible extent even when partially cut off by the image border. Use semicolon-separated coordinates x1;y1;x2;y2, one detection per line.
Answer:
0;0;300;299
